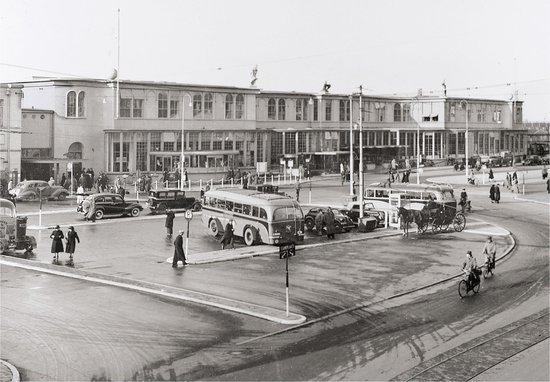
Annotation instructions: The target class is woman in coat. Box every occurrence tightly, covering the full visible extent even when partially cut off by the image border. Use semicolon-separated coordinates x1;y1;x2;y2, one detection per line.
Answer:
220;221;235;249
324;209;336;240
65;226;80;263
489;184;495;203
50;225;64;262
494;184;501;204
488;168;494;181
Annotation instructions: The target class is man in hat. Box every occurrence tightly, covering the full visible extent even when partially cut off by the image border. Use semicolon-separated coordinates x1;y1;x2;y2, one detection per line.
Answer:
172;229;188;268
165;208;175;238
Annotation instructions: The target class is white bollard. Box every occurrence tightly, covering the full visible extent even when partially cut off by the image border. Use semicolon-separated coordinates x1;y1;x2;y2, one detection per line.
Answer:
221;178;224;187
199;178;202;190
210;179;213;188
278;174;280;185
231;178;234;187
188;179;191;191
284;171;286;184
271;175;274;185
264;172;267;183
135;182;139;202
155;180;158;190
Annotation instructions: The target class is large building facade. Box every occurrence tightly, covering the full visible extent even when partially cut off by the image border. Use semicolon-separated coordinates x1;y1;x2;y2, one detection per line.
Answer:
12;78;527;180
0;84;23;180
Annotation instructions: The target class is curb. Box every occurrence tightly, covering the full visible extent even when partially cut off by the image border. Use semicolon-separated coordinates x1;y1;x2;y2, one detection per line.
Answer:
0;360;20;382
0;256;305;326
513;196;550;206
238;232;517;345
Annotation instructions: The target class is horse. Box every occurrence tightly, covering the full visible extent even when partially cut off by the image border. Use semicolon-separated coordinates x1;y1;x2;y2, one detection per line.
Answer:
397;206;426;236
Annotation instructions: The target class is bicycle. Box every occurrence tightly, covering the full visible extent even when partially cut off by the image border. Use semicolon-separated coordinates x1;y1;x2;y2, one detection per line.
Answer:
482;259;495;279
458;268;481;298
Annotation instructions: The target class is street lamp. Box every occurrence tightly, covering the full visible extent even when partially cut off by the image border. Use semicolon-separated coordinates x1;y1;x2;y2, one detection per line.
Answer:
460;99;469;183
180;93;193;191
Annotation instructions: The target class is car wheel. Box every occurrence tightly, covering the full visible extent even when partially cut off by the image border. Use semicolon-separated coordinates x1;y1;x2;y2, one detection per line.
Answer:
243;226;257;246
305;218;315;231
157;203;167;213
57;193;67;201
94;209;104;220
335;221;343;233
130;207;140;217
192;202;202;212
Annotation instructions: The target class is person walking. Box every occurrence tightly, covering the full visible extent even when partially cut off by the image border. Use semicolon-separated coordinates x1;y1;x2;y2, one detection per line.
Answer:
542;165;548;180
165;208;175;237
85;196;96;222
505;172;511;189
172;229;188;268
295;183;301;202
60;173;67;188
488;168;494;181
489;184;495;203
65;226;80;265
50;225;64;263
547;178;550;194
48;177;55;187
340;162;345;186
315;209;324;235
221;220;235;249
324;208;336;239
494;184;501;203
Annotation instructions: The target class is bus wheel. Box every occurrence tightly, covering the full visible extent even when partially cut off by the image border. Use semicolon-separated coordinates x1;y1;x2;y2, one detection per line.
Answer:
209;219;221;236
243;227;257;246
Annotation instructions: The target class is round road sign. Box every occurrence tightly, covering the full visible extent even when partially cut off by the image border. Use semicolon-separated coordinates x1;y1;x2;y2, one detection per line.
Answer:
184;210;193;220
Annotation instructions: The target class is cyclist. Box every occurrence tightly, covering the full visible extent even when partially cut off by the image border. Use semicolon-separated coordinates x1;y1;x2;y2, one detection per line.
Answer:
482;236;496;274
462;250;479;287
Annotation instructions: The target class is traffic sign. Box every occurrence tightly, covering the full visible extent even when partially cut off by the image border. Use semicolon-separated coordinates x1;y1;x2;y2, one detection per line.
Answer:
279;243;296;259
184;210;193;220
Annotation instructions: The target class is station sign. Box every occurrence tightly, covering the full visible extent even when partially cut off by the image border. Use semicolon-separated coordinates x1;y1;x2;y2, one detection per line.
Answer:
279;243;296;259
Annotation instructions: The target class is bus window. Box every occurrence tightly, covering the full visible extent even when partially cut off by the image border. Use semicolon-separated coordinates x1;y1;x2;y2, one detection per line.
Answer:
273;206;303;221
252;206;259;217
225;201;233;210
259;208;267;220
234;203;243;214
216;199;226;209
375;190;383;197
243;204;251;215
166;191;175;199
366;189;375;197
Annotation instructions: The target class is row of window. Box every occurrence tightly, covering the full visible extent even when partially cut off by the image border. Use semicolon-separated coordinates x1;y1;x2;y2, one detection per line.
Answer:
204;197;268;220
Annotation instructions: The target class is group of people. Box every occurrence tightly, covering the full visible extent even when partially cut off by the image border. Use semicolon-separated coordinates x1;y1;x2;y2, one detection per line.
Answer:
164;209;188;268
489;183;501;203
462;236;497;287
50;225;80;264
314;209;337;239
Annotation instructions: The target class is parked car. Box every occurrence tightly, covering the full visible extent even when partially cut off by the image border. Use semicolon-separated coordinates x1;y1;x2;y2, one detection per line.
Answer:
304;207;355;233
77;193;143;220
524;155;542;166
345;201;385;227
9;180;69;201
146;189;201;214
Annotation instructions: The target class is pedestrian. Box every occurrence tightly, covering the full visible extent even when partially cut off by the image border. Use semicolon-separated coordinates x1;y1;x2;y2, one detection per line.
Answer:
183;169;189;187
76;185;85;205
489;168;494;181
60;173;67;187
315;209;324;235
489;184;495;203
542;165;548;180
513;178;520;193
172;229;188;268
324;208;336;239
547;178;550;194
505;172;511;189
512;170;518;182
48;176;55;187
221;220;235;249
295;183;301;202
340;162;345;186
85;196;96;222
118;186;125;200
65;226;80;265
50;225;64;262
165;208;175;237
494;184;500;203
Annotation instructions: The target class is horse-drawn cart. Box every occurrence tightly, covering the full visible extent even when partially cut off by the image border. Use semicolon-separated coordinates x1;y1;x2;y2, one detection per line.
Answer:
398;203;466;235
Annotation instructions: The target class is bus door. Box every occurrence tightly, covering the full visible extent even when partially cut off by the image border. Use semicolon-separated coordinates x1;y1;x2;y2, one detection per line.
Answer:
388;193;402;229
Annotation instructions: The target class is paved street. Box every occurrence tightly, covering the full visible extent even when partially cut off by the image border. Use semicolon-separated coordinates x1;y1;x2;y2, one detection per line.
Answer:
1;168;548;380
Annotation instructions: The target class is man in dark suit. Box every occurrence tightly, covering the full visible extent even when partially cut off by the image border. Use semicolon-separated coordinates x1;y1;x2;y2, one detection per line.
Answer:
172;230;188;268
165;208;175;237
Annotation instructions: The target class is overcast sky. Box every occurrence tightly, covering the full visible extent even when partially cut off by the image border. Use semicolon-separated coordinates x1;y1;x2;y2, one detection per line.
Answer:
1;0;549;120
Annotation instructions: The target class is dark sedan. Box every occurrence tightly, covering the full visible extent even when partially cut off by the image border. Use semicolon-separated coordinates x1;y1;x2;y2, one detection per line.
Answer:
304;207;355;233
146;189;201;214
77;193;143;220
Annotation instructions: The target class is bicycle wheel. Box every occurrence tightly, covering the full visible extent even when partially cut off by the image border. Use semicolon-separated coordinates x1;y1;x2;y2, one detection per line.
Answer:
458;280;468;298
473;281;480;294
453;213;466;232
482;267;490;279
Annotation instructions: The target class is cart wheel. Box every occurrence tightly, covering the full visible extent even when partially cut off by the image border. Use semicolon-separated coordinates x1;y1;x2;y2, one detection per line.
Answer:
442;222;451;232
432;221;442;234
417;221;427;234
453;213;466;232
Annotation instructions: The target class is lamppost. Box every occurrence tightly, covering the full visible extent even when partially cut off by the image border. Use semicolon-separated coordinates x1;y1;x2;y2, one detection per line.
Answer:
460;99;469;183
357;86;364;221
180;93;192;191
349;95;354;196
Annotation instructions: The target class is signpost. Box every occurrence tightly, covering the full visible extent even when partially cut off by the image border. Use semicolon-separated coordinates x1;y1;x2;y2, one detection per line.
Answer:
38;186;47;228
279;242;296;317
184;209;193;256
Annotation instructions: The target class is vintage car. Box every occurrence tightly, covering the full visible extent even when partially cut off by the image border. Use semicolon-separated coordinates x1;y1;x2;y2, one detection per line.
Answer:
524;155;543;166
9;180;70;201
77;193;143;220
304;207;356;233
345;201;385;228
0;198;36;254
146;189;201;214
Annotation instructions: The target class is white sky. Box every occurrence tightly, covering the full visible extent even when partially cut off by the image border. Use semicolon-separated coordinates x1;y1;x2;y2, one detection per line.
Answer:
1;0;549;120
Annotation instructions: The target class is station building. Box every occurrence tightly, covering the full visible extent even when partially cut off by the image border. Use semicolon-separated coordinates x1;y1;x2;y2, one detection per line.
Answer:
0;84;23;180
10;78;527;180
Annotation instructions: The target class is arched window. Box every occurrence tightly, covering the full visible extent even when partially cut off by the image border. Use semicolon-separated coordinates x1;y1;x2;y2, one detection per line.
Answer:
66;91;76;117
77;91;85;117
278;99;286;120
67;142;83;160
403;103;411;121
393;103;402;122
225;94;233;119
193;94;202;117
268;98;276;120
296;99;303;121
204;93;213;118
158;93;168;118
235;94;244;119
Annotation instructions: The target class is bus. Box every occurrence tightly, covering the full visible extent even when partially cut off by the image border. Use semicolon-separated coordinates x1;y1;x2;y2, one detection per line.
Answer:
364;183;457;212
201;188;304;246
0;198;36;254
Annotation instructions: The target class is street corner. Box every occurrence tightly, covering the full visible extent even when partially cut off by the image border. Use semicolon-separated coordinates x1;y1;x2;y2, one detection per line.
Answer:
462;220;510;237
0;360;20;382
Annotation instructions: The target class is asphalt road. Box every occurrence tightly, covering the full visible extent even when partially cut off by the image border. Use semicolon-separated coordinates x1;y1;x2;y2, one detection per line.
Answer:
1;171;548;381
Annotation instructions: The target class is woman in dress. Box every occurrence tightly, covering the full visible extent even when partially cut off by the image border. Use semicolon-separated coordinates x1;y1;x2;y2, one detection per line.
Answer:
65;226;80;264
50;225;64;262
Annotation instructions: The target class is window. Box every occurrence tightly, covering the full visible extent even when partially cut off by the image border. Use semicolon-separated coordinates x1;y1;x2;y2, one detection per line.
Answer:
0;100;3;127
403;104;411;122
77;91;85;117
212;141;222;150
375;104;385;122
204;93;213;118
120;98;132;118
158;93;168;118
133;99;143;118
296;99;303;121
325;100;332;121
278;99;286;120
225;94;233;119
236;94;244;119
515;105;522;123
150;132;161;152
170;99;179;118
313;99;318;121
477;108;483;123
449;103;456;122
431;115;438;122
201;132;211;150
390;131;397;146
423;116;431;122
285;132;296;154
163;142;174;151
393;103;402;122
136;141;147;171
66;91;76;117
193;94;202;117
268;98;276;120
339;100;350;121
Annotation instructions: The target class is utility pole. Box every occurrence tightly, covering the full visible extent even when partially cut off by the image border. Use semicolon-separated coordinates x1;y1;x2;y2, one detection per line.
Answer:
349;95;354;196
359;85;364;222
